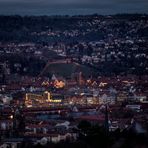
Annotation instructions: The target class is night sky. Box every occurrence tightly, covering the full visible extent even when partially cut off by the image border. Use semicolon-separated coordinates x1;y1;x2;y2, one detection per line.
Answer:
0;0;147;15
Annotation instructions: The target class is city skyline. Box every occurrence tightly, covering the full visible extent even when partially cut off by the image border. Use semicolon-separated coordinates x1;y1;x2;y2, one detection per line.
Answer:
0;0;147;15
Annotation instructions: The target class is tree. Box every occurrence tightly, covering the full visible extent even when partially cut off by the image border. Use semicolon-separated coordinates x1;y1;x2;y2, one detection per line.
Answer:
78;120;91;131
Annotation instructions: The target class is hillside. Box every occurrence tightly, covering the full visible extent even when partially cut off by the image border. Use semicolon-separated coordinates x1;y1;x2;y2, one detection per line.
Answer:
42;62;97;78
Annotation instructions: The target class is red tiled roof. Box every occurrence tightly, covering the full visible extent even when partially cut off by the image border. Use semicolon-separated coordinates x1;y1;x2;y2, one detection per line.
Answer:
77;115;105;122
26;124;51;128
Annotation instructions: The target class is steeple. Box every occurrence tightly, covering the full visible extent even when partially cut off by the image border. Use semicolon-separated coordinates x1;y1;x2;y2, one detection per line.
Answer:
104;104;109;134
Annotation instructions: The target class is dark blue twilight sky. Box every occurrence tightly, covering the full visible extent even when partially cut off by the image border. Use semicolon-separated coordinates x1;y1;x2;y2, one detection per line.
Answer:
0;0;147;15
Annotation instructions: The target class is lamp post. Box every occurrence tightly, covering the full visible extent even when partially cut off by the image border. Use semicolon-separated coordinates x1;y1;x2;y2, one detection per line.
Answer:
10;106;24;137
10;106;17;137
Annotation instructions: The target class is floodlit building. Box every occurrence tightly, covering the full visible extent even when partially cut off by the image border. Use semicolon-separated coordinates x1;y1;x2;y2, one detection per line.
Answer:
25;91;62;107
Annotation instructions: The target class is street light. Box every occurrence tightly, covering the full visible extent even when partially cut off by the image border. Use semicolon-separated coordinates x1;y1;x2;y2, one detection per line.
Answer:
10;115;13;119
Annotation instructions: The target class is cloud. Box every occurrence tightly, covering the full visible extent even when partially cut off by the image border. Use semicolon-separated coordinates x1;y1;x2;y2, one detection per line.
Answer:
0;0;147;5
0;0;147;15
